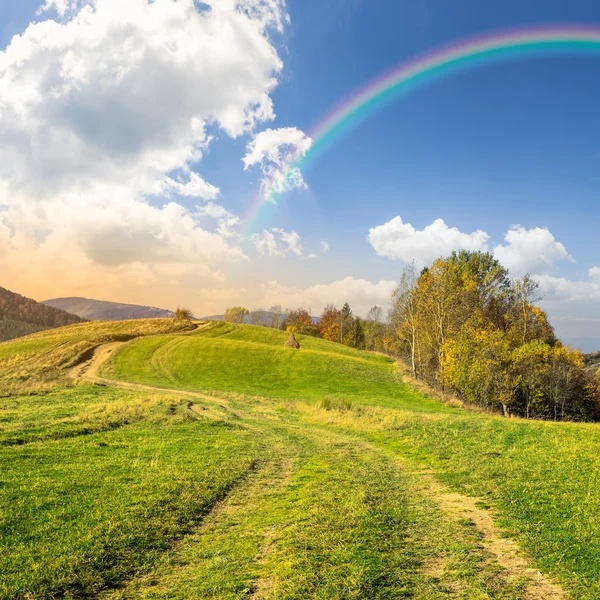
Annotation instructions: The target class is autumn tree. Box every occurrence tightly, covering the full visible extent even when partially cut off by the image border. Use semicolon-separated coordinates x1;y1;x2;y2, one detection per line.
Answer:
283;308;318;336
319;304;341;342
511;275;543;344
386;250;598;421
389;263;420;376
442;319;515;415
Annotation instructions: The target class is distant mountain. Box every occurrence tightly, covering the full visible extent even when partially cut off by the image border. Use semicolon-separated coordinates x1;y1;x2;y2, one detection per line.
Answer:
43;297;175;321
0;287;84;342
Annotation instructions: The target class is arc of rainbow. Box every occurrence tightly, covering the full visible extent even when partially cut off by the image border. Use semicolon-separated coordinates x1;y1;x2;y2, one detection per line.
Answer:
242;25;600;236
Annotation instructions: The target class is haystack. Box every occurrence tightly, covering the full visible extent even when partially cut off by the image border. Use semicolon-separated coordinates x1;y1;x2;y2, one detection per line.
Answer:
284;332;300;349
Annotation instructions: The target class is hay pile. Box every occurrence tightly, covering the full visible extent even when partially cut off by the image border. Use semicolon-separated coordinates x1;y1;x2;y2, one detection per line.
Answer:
284;333;300;349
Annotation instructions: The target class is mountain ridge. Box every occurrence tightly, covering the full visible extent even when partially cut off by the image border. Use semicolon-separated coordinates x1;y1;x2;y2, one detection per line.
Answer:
43;297;176;321
0;287;84;342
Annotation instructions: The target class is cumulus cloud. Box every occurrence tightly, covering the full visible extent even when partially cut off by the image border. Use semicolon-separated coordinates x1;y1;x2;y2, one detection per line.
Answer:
493;226;573;277
589;266;600;281
251;227;304;257
368;217;574;277
243;127;312;200
321;241;330;253
165;173;220;200
535;274;600;303
261;277;397;316
195;202;241;239
368;216;489;267
0;0;290;296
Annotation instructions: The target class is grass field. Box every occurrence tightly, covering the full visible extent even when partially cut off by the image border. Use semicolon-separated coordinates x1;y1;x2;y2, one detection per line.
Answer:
2;320;599;598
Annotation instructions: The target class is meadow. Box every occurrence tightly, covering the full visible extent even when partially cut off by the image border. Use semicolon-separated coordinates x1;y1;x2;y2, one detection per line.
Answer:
1;320;599;598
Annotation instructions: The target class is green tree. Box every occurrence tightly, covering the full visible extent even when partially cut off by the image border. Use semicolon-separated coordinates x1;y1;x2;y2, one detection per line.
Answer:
340;302;353;345
352;317;365;349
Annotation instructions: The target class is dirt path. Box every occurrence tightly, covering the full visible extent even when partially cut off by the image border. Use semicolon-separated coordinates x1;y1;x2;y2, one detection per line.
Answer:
75;342;565;600
414;468;564;599
71;341;224;404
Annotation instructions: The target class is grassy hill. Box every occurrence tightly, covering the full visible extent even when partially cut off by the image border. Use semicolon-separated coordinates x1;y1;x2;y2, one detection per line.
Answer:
0;286;84;342
43;296;176;320
2;320;600;598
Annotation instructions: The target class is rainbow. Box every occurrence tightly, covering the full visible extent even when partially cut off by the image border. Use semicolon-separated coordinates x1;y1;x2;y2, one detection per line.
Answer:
243;25;600;235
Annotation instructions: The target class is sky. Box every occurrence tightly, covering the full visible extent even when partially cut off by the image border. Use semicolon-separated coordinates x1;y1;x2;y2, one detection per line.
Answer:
1;0;600;350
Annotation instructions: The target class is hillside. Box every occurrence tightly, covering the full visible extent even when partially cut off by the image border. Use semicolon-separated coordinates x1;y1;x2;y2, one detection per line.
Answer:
0;286;84;342
43;296;176;321
2;320;600;598
584;351;600;374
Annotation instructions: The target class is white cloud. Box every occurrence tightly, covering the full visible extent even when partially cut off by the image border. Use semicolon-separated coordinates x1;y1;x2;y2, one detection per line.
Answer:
195;202;241;238
589;266;600;281
261;277;397;316
251;227;303;257
493;226;573;277
535;274;600;303
368;216;489;267
321;241;330;253
369;218;574;278
37;0;78;17
165;173;220;200
0;0;290;293
243;127;312;200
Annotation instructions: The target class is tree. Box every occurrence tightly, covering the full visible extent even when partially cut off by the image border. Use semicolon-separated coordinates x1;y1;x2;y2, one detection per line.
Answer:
174;307;193;321
510;275;545;345
546;345;585;421
319;304;341;342
390;263;420;376
282;308;318;336
224;306;249;324
511;340;552;419
364;306;387;352
443;319;515;416
250;310;266;326
268;305;284;330
366;305;384;323
340;303;353;345
384;251;598;421
352;317;365;349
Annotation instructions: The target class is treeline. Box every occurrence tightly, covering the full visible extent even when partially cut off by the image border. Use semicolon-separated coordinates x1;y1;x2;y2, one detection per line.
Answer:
388;251;599;421
0;319;48;343
223;304;388;352
226;250;600;422
0;286;85;342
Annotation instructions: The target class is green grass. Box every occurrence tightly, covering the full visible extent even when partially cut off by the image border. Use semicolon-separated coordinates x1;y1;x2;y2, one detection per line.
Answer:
0;386;261;599
108;323;447;412
2;320;600;598
0;318;198;395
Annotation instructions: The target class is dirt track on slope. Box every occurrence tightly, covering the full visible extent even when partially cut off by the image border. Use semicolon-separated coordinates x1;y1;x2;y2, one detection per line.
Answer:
73;342;565;600
415;469;564;599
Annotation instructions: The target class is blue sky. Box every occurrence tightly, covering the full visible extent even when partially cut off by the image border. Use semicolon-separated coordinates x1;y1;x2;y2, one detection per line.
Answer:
1;0;599;348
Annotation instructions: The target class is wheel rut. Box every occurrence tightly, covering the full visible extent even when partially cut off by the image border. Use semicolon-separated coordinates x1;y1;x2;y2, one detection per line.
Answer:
73;342;566;600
